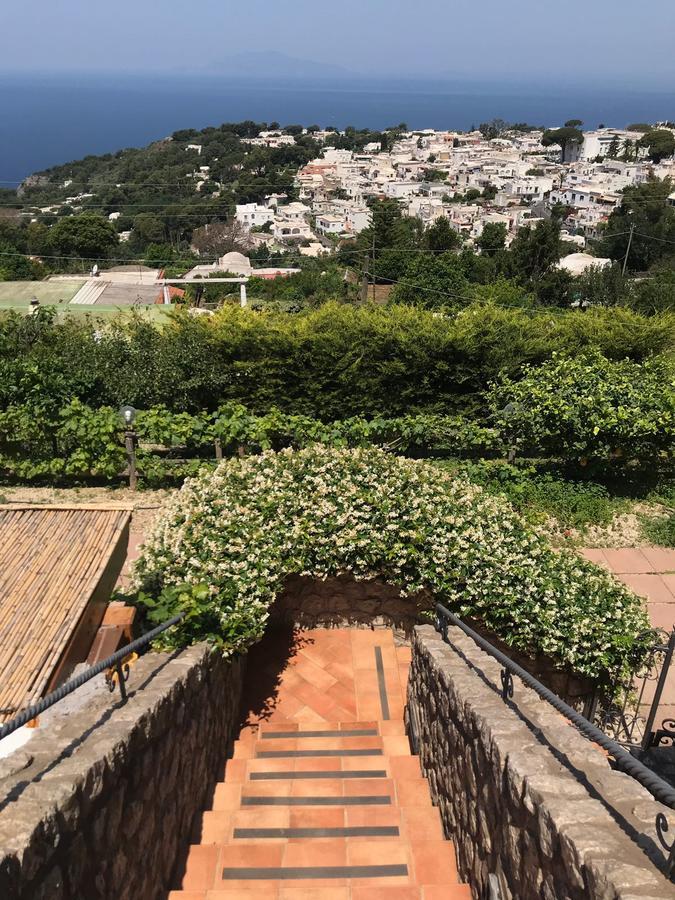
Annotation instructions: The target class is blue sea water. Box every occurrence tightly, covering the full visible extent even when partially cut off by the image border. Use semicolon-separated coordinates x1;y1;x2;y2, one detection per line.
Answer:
0;73;673;186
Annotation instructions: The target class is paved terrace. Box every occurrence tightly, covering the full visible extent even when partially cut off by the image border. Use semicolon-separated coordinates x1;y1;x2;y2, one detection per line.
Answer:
581;546;675;727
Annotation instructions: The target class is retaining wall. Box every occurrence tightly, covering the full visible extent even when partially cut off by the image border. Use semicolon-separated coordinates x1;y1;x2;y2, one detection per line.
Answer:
407;624;675;899
0;645;245;900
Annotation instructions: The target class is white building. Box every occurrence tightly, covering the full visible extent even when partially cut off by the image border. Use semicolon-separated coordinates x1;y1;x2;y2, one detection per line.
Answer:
556;253;612;275
235;203;275;230
571;129;640;162
345;207;371;233
316;214;345;235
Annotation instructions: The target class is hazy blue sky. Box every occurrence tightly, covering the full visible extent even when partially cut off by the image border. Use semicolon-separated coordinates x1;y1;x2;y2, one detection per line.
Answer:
3;0;674;87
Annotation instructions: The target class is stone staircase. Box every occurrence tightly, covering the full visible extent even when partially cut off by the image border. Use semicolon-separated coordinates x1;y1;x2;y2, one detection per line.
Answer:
168;628;471;899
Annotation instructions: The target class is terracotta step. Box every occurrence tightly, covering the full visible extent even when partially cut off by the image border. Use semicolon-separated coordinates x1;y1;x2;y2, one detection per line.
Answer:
198;804;445;844
170;884;472;898
233;734;412;760
257;720;391;736
180;839;460;891
222;753;423;783
211;777;433;811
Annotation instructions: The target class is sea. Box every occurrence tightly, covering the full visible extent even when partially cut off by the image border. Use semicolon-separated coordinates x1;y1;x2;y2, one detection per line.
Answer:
0;73;673;187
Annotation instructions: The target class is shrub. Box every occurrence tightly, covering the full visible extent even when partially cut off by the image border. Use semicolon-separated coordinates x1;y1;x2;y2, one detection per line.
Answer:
641;512;675;547
132;446;650;680
436;460;626;530
1;303;672;419
488;351;675;466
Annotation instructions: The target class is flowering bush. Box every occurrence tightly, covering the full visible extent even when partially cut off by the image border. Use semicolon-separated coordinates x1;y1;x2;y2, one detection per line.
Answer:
133;446;650;680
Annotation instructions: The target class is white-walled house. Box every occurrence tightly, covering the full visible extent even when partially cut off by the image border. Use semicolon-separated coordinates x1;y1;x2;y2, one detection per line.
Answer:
345;207;371;233
235;203;275;229
275;202;312;223
273;220;313;240
316;214;345;235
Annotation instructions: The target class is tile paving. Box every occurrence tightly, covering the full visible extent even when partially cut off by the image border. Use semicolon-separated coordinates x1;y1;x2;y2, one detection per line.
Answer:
579;546;675;725
168;627;470;899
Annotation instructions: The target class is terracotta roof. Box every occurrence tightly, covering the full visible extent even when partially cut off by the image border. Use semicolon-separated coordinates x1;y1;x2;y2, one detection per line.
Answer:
0;505;131;721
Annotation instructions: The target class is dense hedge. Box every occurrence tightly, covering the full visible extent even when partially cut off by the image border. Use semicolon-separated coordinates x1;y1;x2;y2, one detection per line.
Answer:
1;303;672;419
132;446;651;680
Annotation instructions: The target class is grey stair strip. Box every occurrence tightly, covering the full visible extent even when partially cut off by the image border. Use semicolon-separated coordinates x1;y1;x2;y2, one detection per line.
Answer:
261;729;378;739
257;749;383;758
241;795;391;806
233;825;400;838
250;769;387;780
374;646;390;721
221;864;408;880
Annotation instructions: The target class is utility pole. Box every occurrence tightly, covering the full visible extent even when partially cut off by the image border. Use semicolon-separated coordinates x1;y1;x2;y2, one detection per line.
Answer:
371;233;376;303
622;220;635;277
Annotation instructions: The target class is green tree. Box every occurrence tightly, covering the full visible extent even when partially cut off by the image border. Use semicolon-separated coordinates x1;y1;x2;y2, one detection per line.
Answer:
621;139;636;162
629;268;675;314
389;252;469;308
508;221;563;281
477;222;507;256
0;242;43;280
541;127;584;162
357;199;422;281
479;119;508;140
46;214;118;260
565;119;583;128
534;268;575;307
130;214;166;250
638;129;675;163
599;177;675;271
424;217;461;253
607;136;620;159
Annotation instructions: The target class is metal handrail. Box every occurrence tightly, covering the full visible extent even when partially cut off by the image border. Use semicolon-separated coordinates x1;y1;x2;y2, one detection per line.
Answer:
434;602;675;875
0;612;185;742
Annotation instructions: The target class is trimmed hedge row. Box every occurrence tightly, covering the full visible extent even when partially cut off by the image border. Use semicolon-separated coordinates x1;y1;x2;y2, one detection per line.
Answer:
1;303;673;419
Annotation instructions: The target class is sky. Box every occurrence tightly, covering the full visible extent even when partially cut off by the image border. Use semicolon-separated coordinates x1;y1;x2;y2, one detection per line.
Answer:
2;0;675;89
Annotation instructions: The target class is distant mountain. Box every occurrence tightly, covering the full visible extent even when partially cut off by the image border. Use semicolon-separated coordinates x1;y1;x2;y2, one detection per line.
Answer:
203;50;356;82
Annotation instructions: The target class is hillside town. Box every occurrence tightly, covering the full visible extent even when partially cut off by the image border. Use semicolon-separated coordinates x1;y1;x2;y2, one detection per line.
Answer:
227;123;675;259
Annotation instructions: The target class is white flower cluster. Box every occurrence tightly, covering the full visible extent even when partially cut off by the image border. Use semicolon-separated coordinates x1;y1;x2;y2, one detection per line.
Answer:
133;446;650;679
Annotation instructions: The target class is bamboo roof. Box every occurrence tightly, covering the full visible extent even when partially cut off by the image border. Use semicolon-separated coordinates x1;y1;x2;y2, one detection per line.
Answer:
0;505;132;723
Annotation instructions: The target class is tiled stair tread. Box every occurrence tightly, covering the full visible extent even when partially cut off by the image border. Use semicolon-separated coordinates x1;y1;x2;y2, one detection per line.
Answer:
176;629;469;896
249;735;387;750
220;864;410;879
261;728;379;738
256;748;385;758
249;769;389;779
199;806;446;843
170;886;473;898
242;795;393;806
232;825;402;838
182;839;460;890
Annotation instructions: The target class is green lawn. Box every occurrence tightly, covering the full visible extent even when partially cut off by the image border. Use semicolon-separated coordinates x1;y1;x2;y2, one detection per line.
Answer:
0;281;171;322
0;280;85;305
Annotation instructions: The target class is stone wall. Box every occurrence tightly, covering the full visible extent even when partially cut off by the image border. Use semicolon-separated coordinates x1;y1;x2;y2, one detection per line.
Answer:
0;645;245;900
269;574;429;631
407;624;675;900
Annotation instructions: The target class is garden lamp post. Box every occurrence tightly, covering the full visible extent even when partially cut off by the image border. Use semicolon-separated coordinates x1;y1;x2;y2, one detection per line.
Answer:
119;405;138;491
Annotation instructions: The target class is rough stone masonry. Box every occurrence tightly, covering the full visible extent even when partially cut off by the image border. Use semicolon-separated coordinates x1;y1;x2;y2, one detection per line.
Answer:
0;645;245;900
407;624;675;900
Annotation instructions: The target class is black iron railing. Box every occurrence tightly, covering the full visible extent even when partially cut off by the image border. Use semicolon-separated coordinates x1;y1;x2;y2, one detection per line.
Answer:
434;602;675;877
0;612;185;742
596;627;675;751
